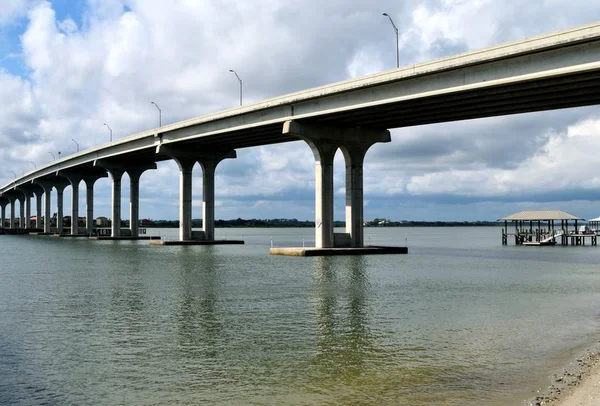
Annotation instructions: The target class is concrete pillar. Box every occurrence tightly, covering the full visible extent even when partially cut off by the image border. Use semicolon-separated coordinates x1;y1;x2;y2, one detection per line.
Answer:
312;143;336;248
341;146;369;248
55;184;67;234
0;198;6;228
71;181;79;235
159;146;233;242
125;166;155;237
9;198;15;230
19;197;25;229
109;169;124;237
43;188;51;233
81;175;108;235
198;153;235;240
86;182;94;235
35;191;42;229
283;120;390;248
24;193;31;229
174;158;195;241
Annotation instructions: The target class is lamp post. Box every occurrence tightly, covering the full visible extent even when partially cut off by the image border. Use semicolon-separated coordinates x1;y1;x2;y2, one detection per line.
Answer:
71;139;79;152
103;123;113;142
382;12;399;68
48;152;55;161
229;69;243;106
58;151;61;159
30;161;36;169
10;170;16;179
151;102;162;127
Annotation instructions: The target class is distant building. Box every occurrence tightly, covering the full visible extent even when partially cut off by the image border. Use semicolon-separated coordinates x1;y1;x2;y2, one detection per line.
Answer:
96;216;109;226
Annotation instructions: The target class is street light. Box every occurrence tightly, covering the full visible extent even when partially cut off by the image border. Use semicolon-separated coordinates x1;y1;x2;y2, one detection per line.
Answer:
382;12;399;68
103;123;113;141
30;161;36;169
10;170;16;179
48;152;55;161
229;69;243;106
58;151;61;159
71;139;79;152
151;102;162;127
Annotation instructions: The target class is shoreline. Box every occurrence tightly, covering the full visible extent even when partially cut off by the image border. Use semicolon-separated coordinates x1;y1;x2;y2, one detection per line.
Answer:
527;347;600;405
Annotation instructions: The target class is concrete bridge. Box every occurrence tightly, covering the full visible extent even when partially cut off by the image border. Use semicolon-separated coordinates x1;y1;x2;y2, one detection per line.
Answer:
3;21;600;250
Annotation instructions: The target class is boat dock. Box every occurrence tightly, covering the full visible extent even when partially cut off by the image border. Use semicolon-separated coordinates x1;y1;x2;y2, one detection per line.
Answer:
499;210;597;246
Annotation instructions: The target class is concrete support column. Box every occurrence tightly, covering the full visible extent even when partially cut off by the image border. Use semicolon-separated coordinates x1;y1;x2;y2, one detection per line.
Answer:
34;192;42;229
18;197;25;229
24;193;31;229
201;162;216;240
9;198;15;230
43;187;51;233
283;120;390;248
125;167;155;237
174;159;195;241
109;169;124;237
55;184;67;234
313;144;337;248
81;174;108;235
198;153;235;240
129;175;140;237
341;146;369;248
86;182;94;234
0;198;6;228
71;182;80;235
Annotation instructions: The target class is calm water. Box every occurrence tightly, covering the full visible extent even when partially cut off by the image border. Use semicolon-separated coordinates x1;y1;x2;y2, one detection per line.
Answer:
2;227;600;405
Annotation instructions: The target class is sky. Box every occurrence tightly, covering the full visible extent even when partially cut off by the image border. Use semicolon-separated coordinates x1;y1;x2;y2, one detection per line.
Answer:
2;0;600;222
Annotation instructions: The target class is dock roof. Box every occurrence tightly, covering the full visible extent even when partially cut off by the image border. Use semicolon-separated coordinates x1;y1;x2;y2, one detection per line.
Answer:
588;216;600;222
498;210;584;221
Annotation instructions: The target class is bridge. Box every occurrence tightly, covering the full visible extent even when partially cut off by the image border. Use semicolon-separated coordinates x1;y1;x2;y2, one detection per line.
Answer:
2;21;600;251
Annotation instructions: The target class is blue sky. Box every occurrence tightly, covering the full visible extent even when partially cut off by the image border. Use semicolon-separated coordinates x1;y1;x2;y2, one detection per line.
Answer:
2;0;600;222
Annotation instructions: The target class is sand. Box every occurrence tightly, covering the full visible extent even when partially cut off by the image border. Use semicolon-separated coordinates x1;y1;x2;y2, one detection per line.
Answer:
529;351;600;406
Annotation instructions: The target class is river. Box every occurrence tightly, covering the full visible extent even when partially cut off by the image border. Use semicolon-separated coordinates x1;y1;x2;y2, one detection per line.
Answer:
1;227;600;405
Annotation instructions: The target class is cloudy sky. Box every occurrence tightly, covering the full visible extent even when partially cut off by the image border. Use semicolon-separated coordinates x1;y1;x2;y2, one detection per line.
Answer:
2;0;600;222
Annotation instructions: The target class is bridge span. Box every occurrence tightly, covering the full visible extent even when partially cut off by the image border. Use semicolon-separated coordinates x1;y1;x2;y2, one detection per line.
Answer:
3;21;600;249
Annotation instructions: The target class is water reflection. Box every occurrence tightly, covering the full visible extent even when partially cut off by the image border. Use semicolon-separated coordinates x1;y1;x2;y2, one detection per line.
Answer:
174;246;223;360
311;256;374;380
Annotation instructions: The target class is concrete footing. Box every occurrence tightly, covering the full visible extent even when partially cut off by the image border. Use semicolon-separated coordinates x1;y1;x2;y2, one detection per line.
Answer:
269;246;408;256
150;239;244;246
89;236;161;241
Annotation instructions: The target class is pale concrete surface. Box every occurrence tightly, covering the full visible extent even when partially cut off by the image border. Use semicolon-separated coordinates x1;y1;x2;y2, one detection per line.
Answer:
269;246;408;256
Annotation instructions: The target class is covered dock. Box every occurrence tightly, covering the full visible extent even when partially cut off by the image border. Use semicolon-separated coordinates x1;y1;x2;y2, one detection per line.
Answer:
498;210;595;246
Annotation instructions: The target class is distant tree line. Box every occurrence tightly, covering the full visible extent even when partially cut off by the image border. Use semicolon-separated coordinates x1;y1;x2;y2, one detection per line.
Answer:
138;218;500;228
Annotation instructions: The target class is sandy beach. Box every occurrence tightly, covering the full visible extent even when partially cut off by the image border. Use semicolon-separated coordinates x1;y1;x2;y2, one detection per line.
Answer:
530;351;600;406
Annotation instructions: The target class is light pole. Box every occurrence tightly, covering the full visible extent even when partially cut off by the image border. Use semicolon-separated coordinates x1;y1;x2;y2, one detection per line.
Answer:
229;69;243;106
48;152;55;161
58;151;61;159
10;170;16;179
103;123;113;142
30;161;36;169
382;12;399;68
71;139;79;152
151;102;162;127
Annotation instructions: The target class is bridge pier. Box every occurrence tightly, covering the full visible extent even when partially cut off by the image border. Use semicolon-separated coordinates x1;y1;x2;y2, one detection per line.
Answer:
282;120;390;249
81;173;107;236
54;181;69;234
126;166;156;237
161;146;236;242
0;196;7;228
34;181;54;233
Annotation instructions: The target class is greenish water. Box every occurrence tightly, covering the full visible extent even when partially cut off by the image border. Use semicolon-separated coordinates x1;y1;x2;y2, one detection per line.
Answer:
2;227;600;405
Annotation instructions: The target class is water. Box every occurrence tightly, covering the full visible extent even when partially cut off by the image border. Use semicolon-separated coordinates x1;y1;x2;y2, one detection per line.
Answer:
2;227;600;405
